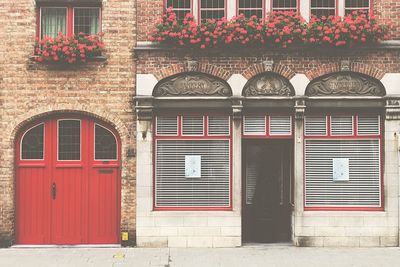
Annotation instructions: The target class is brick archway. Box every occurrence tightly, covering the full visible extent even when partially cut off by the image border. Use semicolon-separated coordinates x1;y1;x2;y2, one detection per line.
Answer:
305;63;386;81
154;63;232;81
241;63;296;81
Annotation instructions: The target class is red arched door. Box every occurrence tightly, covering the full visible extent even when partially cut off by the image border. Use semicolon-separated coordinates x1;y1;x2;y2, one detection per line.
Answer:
15;116;121;244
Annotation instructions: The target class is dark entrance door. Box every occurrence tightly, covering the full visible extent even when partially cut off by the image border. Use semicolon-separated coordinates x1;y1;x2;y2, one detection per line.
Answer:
242;140;292;243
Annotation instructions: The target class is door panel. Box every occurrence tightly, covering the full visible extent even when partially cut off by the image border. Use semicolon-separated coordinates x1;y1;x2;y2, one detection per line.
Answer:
16;117;120;245
242;140;292;243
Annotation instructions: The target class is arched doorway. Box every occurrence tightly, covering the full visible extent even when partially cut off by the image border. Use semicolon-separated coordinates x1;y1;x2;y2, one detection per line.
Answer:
15;115;121;245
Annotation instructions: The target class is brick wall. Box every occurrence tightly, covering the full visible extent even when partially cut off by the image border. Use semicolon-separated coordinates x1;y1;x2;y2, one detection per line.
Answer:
0;0;136;246
136;49;400;79
138;0;400;42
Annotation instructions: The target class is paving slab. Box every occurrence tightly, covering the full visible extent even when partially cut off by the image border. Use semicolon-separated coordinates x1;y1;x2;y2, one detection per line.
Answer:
0;246;399;267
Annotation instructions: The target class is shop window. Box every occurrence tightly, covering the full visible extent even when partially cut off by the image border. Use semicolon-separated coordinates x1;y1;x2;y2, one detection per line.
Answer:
200;0;225;22
154;115;231;209
39;4;101;38
243;115;292;137
272;0;298;12
21;123;45;160
94;124;117;160
238;0;264;18
304;115;382;210
166;0;192;21
58;120;81;161
345;0;370;15
310;0;336;17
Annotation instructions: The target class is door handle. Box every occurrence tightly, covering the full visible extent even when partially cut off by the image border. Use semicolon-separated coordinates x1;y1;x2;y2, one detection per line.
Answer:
52;182;57;200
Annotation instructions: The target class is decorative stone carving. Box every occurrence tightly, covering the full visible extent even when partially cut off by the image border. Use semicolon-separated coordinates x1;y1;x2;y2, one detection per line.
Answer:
263;60;274;72
306;72;385;96
187;60;198;72
341;60;350;71
242;72;295;97
295;99;306;120
153;73;232;97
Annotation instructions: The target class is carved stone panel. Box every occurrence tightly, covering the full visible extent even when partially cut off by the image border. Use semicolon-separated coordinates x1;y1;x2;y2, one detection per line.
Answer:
153;73;232;97
242;73;295;97
306;72;385;96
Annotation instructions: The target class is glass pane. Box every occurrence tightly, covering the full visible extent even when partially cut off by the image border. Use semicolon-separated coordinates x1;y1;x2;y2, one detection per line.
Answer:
167;0;191;9
201;0;225;8
201;10;225;21
311;0;335;8
74;8;100;35
95;125;117;160
239;0;263;9
21;124;44;160
238;9;263;18
311;9;336;17
58;120;81;161
346;0;369;8
273;0;297;9
41;8;66;38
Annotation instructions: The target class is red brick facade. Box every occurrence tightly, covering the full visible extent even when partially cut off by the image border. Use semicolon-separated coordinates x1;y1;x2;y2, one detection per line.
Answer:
0;0;136;246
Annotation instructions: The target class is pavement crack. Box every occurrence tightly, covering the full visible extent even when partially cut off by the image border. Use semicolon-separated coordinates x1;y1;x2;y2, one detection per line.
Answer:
164;248;172;267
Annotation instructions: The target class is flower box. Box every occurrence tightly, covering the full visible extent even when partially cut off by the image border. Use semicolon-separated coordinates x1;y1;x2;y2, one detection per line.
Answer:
149;9;390;49
33;32;105;65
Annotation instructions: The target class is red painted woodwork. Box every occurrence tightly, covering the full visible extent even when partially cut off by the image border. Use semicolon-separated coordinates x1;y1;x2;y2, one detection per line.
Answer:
15;117;120;245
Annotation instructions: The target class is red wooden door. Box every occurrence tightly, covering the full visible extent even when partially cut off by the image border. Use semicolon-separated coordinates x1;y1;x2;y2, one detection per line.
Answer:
16;117;120;245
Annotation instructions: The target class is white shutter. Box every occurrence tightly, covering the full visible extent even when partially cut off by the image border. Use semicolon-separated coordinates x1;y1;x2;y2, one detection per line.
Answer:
208;116;230;135
305;139;381;207
331;116;354;136
269;116;292;136
155;140;230;207
243;116;266;135
156;116;178;136
305;116;327;136
182;116;204;135
358;116;380;135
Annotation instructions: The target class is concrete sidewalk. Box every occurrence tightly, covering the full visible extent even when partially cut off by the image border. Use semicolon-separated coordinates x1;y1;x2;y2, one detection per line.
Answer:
0;245;399;267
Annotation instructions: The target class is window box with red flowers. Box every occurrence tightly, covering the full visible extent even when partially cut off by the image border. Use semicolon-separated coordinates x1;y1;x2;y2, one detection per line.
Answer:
149;8;391;49
32;32;105;66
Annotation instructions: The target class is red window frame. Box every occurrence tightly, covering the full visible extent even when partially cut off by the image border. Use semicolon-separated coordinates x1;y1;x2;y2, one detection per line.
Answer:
153;114;233;211
37;3;102;39
303;114;384;211
242;114;294;139
198;0;227;22
310;0;338;18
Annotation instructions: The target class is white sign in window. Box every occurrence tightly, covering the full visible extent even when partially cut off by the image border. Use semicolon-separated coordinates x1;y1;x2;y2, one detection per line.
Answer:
332;158;350;182
185;155;201;178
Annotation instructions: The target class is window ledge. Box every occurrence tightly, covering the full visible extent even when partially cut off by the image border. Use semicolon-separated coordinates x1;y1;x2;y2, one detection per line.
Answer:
134;40;400;53
27;55;107;71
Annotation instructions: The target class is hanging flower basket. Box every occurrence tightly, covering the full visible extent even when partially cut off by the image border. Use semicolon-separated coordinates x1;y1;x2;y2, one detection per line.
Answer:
149;8;391;49
33;32;105;65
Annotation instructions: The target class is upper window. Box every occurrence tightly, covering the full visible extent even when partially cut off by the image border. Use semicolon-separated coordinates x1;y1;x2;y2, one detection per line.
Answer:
272;0;298;12
21;123;45;160
39;4;101;38
310;0;336;17
200;0;225;22
58;120;81;161
166;0;192;21
95;124;118;160
345;0;370;15
238;0;263;18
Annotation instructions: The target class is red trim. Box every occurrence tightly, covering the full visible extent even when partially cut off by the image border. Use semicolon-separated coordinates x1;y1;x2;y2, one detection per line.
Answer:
37;4;102;39
242;114;294;139
153;114;232;211
303;114;384;211
305;207;384;211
